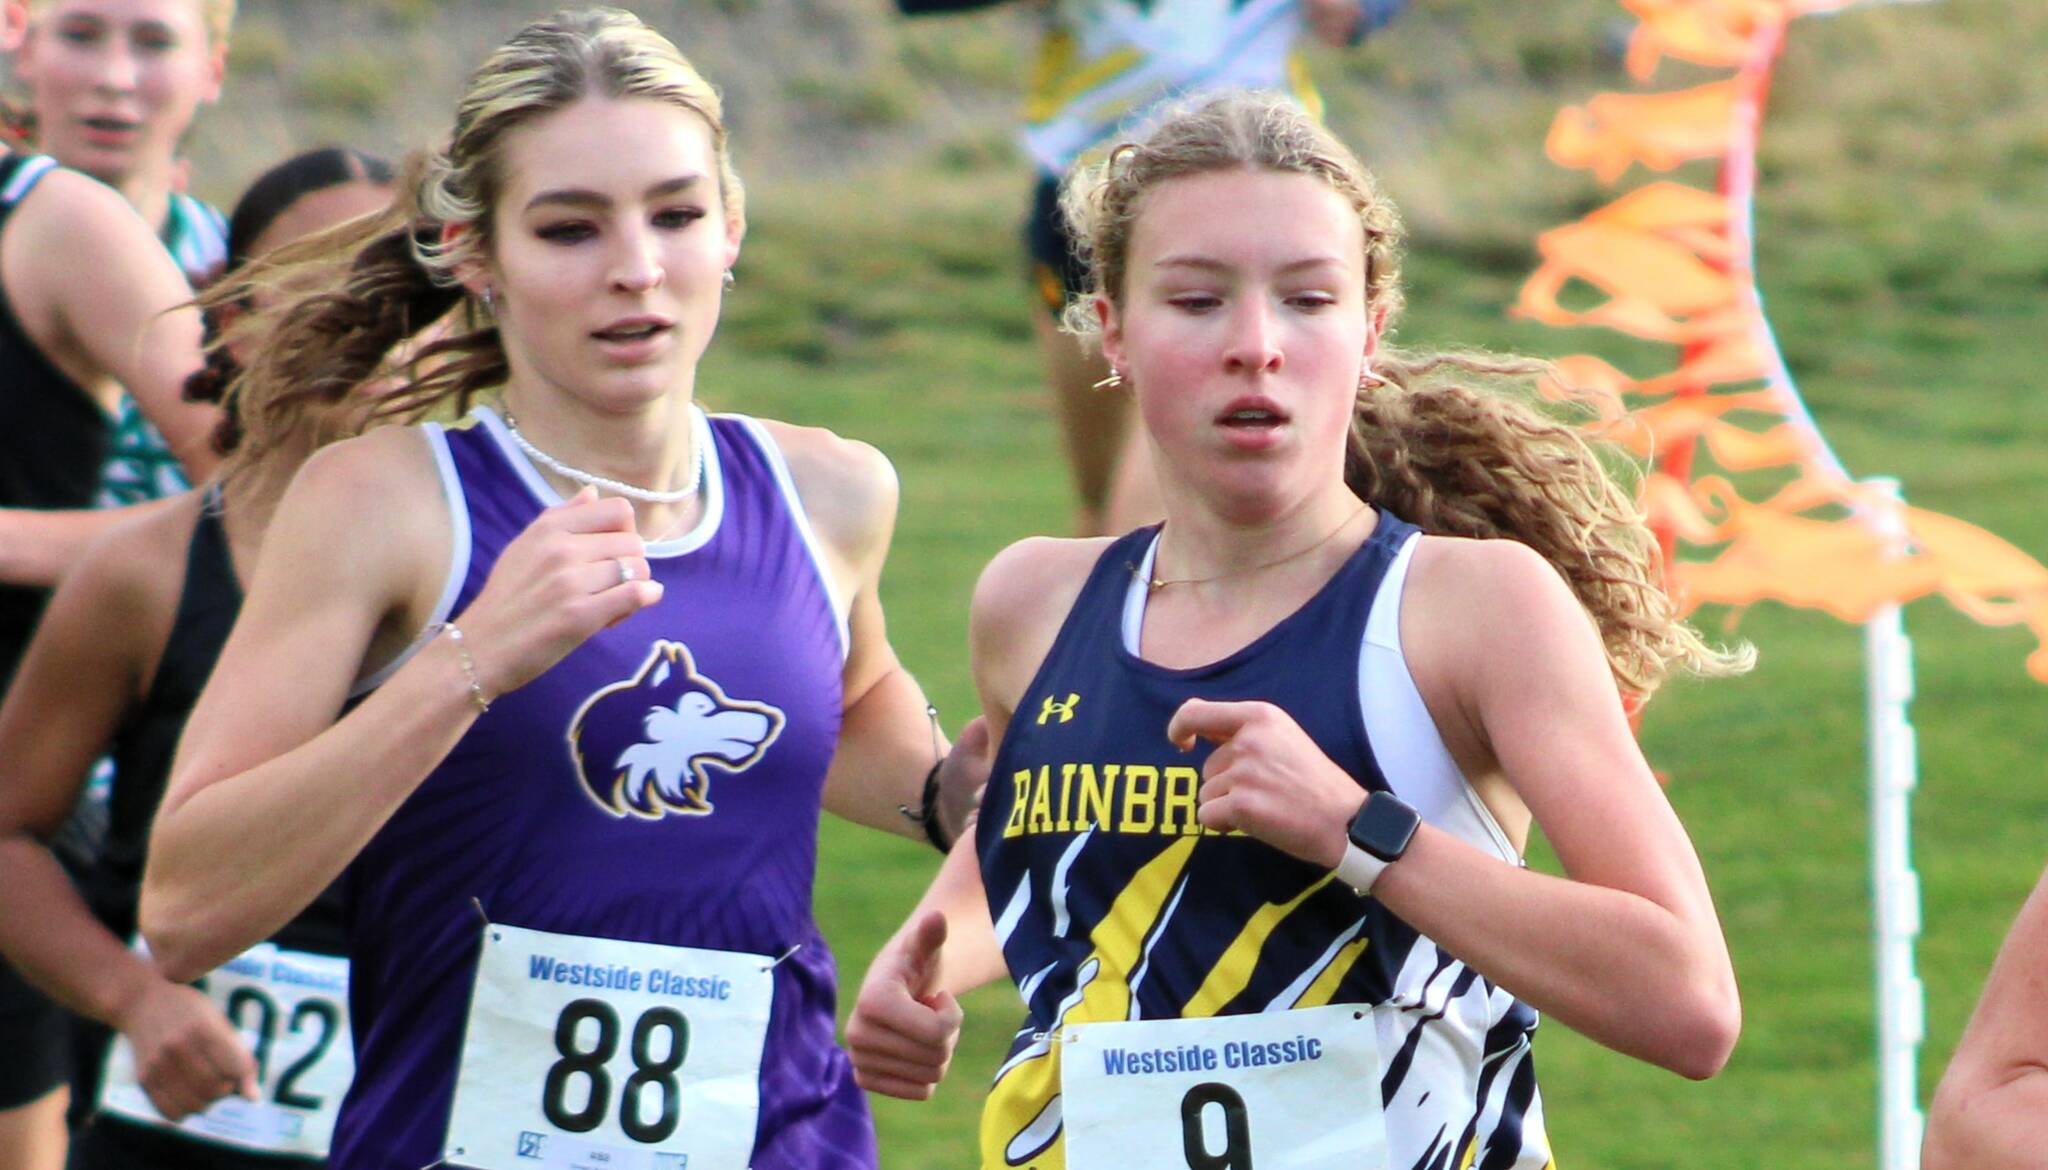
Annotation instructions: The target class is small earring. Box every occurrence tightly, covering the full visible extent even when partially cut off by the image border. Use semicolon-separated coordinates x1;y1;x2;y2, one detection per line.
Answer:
722;269;736;291
479;286;496;317
1358;364;1386;391
1092;368;1126;391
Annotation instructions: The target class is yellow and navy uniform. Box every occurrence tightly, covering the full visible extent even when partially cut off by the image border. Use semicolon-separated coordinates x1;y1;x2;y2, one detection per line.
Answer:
1021;0;1327;175
1022;0;1324;312
898;0;1407;312
1018;0;1407;310
974;512;1553;1169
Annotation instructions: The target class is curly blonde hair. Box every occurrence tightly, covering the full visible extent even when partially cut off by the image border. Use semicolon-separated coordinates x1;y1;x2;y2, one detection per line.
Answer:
1060;90;1750;700
215;7;742;475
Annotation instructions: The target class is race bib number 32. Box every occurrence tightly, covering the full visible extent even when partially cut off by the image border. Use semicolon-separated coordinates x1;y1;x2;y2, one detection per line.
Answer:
1060;1005;1386;1170
443;924;774;1170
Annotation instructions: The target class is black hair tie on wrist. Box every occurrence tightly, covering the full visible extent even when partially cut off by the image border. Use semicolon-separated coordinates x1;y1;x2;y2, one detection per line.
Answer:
918;759;950;852
900;758;952;854
897;702;953;853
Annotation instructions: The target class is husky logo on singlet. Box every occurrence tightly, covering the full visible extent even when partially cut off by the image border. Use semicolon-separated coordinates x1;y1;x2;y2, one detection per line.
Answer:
567;640;786;819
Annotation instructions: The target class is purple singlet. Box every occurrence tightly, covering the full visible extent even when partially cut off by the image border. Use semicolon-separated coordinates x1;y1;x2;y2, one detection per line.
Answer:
328;406;869;1170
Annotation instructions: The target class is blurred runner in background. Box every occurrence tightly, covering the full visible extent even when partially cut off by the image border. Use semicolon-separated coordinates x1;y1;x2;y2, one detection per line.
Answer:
0;146;392;1170
896;0;1407;535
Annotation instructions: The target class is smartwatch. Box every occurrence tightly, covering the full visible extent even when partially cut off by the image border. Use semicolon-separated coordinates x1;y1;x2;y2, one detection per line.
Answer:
1334;791;1420;895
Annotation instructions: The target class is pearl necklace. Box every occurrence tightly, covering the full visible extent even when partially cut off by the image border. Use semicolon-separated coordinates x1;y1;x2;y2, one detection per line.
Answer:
500;410;704;505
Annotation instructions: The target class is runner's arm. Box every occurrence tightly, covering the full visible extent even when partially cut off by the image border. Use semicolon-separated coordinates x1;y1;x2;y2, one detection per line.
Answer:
142;431;474;979
1923;866;2048;1170
771;423;985;843
0;497;181;588
21;171;216;478
0;513;167;1023
1176;538;1738;1078
0;506;259;1113
921;534;1107;993
1403;539;1737;1077
145;434;659;981
843;538;1091;1098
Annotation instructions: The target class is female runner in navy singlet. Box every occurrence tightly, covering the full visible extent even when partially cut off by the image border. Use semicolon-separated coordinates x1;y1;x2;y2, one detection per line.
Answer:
141;10;980;1170
847;91;1749;1170
0;148;394;1170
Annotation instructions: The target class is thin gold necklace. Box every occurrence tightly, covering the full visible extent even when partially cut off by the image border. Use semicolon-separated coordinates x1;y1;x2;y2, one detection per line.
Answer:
1138;505;1369;591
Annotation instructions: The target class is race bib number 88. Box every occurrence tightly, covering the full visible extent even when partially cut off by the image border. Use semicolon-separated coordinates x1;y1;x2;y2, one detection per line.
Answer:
1060;1005;1386;1170
443;924;774;1170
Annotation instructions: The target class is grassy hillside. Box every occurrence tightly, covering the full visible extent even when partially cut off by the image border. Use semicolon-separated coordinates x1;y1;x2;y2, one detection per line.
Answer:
171;1;2048;1166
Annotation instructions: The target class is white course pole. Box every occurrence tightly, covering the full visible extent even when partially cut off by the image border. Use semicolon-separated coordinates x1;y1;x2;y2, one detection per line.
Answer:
1863;476;1924;1170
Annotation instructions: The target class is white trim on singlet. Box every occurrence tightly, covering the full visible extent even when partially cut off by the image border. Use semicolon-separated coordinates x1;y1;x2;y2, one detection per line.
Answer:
348;424;473;699
726;414;853;661
1117;528;1519;864
1360;535;1520;863
1119;535;1160;653
993;878;1034;949
470;404;726;558
1;154;57;205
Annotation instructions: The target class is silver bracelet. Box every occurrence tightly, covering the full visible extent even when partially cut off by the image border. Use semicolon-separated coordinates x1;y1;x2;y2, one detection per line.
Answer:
435;621;492;714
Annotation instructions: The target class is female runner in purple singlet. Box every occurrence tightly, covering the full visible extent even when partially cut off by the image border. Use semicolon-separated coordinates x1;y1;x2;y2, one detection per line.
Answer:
141;10;981;1170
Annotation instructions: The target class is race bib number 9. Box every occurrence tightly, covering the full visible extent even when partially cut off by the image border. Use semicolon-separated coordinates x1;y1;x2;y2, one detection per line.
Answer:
1060;1005;1386;1170
98;941;353;1156
443;923;774;1170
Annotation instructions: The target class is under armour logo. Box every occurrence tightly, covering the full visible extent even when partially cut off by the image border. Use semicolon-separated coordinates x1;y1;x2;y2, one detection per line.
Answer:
1036;693;1080;724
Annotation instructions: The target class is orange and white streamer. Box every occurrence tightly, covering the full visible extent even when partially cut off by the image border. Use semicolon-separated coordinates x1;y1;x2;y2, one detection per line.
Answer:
1517;0;2048;682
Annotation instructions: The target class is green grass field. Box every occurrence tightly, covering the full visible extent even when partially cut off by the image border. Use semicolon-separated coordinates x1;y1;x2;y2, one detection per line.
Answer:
698;6;2048;1166
180;1;2047;1165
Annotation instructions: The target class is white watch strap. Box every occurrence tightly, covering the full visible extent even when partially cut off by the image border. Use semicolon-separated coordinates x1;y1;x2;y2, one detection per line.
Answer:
1335;841;1391;895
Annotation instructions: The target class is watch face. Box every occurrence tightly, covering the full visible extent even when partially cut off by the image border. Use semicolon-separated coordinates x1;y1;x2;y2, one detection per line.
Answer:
1350;794;1420;861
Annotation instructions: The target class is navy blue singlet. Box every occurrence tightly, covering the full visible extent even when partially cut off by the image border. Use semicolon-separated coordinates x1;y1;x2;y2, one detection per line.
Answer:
974;511;1550;1169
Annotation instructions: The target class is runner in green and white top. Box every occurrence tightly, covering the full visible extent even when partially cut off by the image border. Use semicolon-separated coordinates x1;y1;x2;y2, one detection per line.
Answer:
99;190;229;508
0;0;236;587
0;4;233;1164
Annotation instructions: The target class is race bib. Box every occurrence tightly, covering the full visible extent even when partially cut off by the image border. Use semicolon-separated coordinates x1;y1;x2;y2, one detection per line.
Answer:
442;923;775;1170
1061;1005;1386;1170
98;941;353;1156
